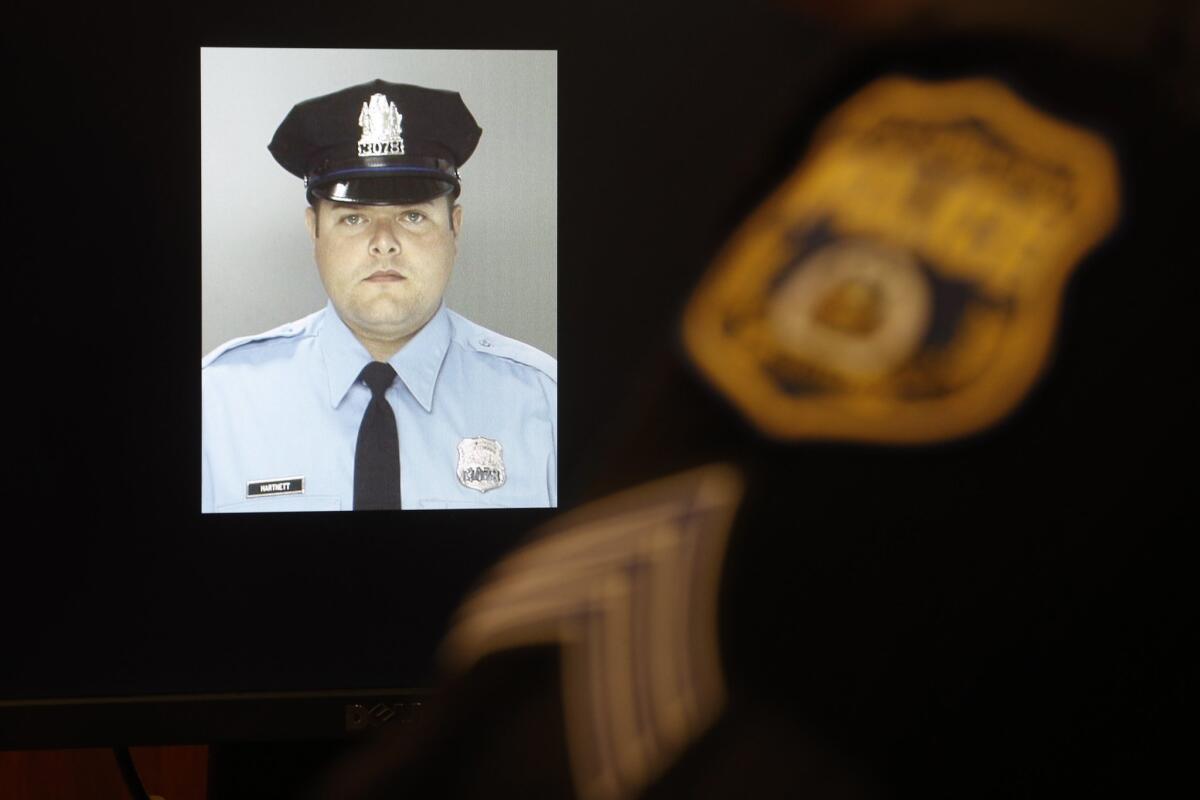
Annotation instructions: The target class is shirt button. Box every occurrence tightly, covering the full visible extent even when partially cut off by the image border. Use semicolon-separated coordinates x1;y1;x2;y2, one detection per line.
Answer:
479;338;492;348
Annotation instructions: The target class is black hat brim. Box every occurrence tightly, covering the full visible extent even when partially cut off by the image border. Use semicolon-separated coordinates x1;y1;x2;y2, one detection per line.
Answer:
309;175;458;205
306;156;461;205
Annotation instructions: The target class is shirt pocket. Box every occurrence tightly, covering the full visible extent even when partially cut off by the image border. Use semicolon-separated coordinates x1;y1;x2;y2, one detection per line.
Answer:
215;495;343;513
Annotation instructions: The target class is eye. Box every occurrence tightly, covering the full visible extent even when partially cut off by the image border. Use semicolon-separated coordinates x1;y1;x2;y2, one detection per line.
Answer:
341;213;366;225
402;210;426;224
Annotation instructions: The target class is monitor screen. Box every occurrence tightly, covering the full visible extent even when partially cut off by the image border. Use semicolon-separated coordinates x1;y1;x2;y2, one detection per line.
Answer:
5;45;569;742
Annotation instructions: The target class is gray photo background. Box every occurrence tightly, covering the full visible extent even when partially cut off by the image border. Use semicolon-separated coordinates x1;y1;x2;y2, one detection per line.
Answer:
201;48;557;358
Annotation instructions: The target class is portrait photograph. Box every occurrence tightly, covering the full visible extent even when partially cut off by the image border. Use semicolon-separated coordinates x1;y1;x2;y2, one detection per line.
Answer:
200;48;558;512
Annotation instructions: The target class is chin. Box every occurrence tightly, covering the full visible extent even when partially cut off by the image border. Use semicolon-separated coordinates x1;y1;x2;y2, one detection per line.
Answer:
362;306;428;332
356;295;414;318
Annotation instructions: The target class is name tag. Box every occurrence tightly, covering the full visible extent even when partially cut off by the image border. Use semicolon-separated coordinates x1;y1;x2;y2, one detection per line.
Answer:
247;476;305;498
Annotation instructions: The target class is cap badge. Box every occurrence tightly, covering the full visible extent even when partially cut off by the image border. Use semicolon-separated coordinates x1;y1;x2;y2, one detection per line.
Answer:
457;437;506;493
357;93;405;157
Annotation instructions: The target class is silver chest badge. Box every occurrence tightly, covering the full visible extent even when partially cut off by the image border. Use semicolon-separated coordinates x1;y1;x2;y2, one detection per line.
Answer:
457;437;506;493
357;93;405;156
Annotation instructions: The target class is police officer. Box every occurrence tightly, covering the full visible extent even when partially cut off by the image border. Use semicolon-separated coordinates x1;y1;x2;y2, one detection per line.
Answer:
299;1;1193;796
202;80;557;512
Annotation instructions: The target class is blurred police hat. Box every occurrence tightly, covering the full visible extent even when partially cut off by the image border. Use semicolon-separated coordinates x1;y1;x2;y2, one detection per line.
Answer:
269;79;482;205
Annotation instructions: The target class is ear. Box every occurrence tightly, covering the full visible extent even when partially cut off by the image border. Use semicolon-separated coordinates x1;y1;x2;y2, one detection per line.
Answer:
305;205;318;241
451;203;463;238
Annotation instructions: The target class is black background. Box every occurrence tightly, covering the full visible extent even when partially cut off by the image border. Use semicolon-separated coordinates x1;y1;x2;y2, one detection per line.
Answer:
4;0;1194;794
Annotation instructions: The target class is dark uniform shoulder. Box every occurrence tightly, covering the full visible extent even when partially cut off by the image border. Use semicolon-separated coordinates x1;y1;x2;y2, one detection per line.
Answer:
442;465;743;800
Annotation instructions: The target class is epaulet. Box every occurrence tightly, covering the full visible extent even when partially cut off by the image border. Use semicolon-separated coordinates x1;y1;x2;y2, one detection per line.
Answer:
441;464;744;800
449;310;557;383
201;309;323;369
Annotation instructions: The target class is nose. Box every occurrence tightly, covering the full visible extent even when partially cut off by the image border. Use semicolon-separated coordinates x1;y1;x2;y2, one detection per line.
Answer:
368;219;401;257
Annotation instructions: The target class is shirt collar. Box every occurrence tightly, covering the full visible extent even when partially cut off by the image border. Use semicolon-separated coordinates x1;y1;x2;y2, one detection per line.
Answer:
318;301;451;413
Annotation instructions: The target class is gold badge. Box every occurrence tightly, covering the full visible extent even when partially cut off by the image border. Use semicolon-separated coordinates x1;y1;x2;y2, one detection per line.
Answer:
683;77;1120;443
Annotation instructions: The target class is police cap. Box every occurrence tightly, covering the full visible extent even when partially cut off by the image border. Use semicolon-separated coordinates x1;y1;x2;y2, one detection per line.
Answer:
268;79;482;205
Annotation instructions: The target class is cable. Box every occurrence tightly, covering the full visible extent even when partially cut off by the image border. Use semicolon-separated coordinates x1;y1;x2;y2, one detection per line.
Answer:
113;746;152;800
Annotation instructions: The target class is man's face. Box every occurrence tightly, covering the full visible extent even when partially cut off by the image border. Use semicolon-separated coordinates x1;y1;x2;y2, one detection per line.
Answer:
306;197;462;351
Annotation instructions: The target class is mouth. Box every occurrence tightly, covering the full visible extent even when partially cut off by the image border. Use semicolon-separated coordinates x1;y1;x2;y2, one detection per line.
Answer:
364;270;405;283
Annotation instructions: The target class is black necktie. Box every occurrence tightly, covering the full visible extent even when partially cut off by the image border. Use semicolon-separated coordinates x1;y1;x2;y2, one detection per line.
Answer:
353;361;402;510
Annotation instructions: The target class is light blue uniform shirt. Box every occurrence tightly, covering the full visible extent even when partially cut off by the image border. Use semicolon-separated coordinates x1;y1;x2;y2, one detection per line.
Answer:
202;303;557;512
